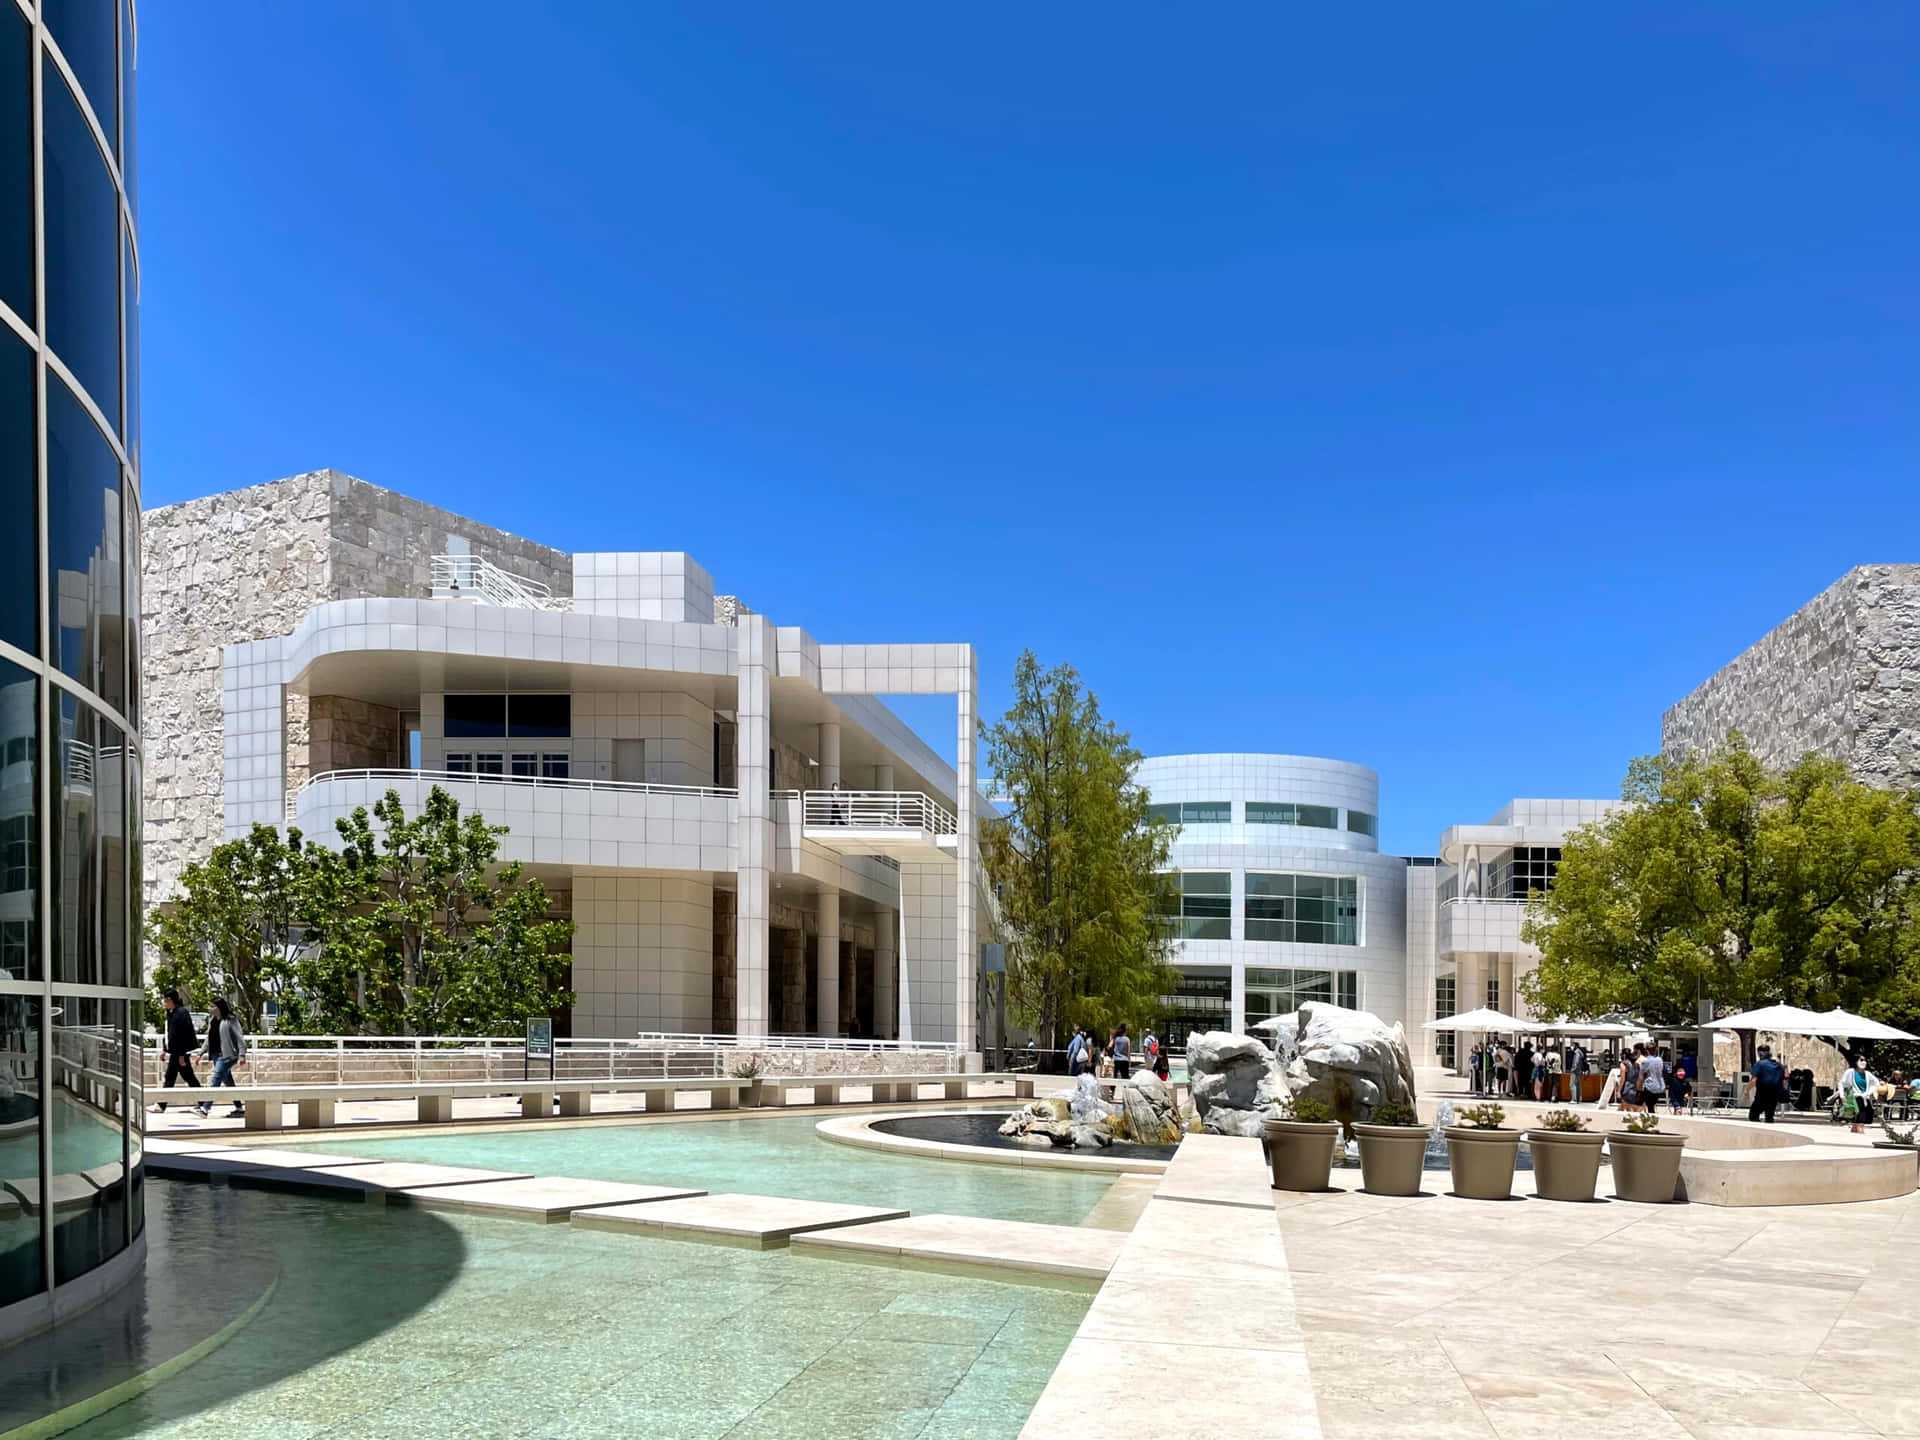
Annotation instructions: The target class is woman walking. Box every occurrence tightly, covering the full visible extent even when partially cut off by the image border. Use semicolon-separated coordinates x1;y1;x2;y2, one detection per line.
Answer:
1840;1057;1880;1135
201;998;247;1119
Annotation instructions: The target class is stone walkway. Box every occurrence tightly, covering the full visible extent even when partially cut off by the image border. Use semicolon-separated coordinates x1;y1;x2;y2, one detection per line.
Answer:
1277;1165;1920;1439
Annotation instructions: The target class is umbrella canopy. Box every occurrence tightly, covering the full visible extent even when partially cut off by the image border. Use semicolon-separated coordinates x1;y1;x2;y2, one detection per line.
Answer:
1533;1019;1646;1038
1812;1008;1920;1042
1425;1007;1545;1033
1704;1004;1839;1036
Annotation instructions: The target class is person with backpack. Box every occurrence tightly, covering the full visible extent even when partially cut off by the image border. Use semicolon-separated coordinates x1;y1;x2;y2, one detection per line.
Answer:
148;990;202;1113
1066;1028;1088;1077
199;998;248;1119
1152;1046;1171;1082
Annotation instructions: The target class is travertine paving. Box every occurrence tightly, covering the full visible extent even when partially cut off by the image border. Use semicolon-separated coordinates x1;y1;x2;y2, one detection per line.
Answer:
241;1161;536;1196
574;1193;909;1247
398;1176;706;1222
1278;1164;1920;1439
793;1213;1126;1282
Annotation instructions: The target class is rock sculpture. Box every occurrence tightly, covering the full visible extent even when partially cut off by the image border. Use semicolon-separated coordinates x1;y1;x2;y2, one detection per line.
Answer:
994;1072;1179;1150
1119;1071;1183;1145
1267;1002;1417;1124
1185;1030;1289;1138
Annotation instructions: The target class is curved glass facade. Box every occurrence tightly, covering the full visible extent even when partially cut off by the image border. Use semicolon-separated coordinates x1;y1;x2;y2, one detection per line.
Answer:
1;0;142;1339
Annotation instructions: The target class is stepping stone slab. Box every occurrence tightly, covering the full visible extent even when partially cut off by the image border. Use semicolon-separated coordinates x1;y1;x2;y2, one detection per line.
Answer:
792;1213;1125;1282
397;1176;706;1222
142;1148;386;1180
573;1193;909;1248
231;1161;534;1198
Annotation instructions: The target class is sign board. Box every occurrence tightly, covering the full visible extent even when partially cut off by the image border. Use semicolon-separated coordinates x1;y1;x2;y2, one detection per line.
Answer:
525;1017;554;1061
982;942;1005;975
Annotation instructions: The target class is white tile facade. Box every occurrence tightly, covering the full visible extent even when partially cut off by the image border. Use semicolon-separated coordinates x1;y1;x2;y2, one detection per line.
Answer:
572;872;714;1034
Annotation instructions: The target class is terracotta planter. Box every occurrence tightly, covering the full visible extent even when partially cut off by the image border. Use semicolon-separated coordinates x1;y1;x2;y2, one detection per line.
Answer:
1608;1130;1686;1203
1444;1126;1521;1200
1264;1118;1341;1192
1354;1123;1430;1197
1525;1130;1606;1202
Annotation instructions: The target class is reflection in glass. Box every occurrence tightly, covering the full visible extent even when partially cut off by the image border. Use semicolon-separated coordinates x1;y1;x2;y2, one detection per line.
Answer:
42;57;122;432
120;0;136;216
0;660;35;984
48;373;124;709
98;719;125;986
0;5;31;323
123;231;139;469
0;994;43;1307
0;327;32;656
51;994;129;1283
41;0;119;156
52;693;99;986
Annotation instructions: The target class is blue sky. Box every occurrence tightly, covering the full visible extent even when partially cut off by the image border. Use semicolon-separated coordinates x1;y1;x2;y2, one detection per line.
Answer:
139;4;1920;856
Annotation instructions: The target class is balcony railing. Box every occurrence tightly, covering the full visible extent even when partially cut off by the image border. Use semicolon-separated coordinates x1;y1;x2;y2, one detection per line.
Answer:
289;767;738;822
801;789;957;837
430;553;571;612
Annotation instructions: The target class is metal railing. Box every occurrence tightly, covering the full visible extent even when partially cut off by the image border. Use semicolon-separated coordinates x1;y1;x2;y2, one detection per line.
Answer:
1439;896;1531;908
430;553;571;613
801;789;957;836
633;1031;960;1055
289;767;738;822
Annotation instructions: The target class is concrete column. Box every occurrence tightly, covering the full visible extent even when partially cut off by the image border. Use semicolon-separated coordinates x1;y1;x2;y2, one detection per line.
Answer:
875;763;894;790
819;722;841;789
1499;957;1516;1015
734;616;774;1038
816;890;840;1037
955;650;978;1056
874;906;896;1039
1230;962;1248;1034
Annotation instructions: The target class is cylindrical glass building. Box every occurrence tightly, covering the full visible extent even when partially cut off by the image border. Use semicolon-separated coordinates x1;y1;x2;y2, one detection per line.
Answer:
1;0;145;1343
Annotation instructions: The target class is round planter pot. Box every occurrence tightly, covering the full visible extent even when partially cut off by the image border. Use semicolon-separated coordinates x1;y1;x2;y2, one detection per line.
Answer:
1264;1119;1341;1192
1524;1129;1606;1202
1608;1131;1687;1203
1444;1127;1521;1200
1353;1123;1431;1197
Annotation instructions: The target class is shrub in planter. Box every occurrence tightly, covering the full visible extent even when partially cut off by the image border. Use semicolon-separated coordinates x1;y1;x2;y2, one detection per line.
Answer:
1524;1109;1605;1203
1878;1114;1920;1150
1609;1110;1686;1203
1354;1100;1430;1197
1445;1102;1522;1200
1265;1094;1340;1193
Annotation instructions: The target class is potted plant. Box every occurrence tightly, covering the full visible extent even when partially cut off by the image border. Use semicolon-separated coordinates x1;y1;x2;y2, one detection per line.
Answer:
1609;1110;1686;1202
1444;1102;1521;1200
1264;1095;1341;1192
1525;1109;1606;1202
1353;1100;1429;1197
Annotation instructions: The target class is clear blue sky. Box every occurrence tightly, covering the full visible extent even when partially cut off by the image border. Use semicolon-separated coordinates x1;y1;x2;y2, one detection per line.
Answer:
139;4;1919;856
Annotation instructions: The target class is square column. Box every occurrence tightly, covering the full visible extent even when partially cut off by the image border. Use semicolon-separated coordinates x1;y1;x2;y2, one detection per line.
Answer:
819;721;841;788
955;649;978;1057
874;906;895;1039
735;615;774;1038
816;891;840;1037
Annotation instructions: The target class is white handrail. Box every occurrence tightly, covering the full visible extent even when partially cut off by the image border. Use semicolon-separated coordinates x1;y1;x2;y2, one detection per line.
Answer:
632;1031;960;1053
289;768;740;822
430;553;571;612
801;789;957;836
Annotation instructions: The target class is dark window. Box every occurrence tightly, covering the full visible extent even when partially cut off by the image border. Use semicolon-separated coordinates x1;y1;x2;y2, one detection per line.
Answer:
443;693;506;738
52;691;99;984
0;328;35;654
472;753;503;776
1244;967;1359;1026
1488;846;1561;899
1147;800;1227;825
0;994;43;1305
1155;870;1230;941
444;752;473;774
508;693;569;738
1157;965;1230;1049
0;660;36;980
42;0;118;154
43;58;121;430
1247;801;1339;829
510;753;538;778
541;753;569;779
1146;802;1180;825
1346;810;1377;837
47;373;123;707
1245;872;1360;945
0;6;32;323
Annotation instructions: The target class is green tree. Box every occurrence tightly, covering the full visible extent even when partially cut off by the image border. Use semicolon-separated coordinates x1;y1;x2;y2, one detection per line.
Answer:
149;823;323;1030
289;786;575;1036
1521;734;1920;1063
982;652;1177;1047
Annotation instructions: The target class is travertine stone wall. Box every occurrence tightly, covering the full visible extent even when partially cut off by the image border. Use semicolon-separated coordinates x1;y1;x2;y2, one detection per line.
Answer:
309;695;403;774
141;470;572;921
1663;566;1920;789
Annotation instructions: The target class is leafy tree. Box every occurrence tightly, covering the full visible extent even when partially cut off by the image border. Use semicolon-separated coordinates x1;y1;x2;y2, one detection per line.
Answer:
982;652;1177;1047
1521;734;1920;1065
287;787;575;1036
149;823;324;1031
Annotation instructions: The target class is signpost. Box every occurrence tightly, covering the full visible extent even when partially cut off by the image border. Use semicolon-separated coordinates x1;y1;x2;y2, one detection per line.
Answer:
525;1017;554;1082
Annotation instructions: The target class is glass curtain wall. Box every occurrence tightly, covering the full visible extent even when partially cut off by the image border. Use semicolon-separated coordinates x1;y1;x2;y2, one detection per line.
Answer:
0;0;143;1334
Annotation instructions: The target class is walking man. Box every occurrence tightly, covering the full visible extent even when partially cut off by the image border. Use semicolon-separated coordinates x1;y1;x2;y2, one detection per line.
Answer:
148;990;201;1113
1748;1045;1787;1124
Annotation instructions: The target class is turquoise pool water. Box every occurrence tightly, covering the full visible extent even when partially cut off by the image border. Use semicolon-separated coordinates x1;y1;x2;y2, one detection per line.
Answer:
58;1179;1085;1440
298;1110;1116;1225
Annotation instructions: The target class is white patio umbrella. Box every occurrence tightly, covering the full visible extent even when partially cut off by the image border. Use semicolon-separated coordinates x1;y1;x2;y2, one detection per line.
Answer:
1532;1019;1647;1038
1703;1003;1833;1036
1812;1008;1920;1042
1425;1007;1545;1032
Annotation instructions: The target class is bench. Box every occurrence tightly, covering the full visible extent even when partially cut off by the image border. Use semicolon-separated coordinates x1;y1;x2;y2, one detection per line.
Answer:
746;1073;1036;1107
179;1077;749;1131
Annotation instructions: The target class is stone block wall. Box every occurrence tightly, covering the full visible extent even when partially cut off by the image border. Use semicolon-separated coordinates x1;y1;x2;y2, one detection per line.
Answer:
1663;565;1920;790
141;470;572;921
307;695;403;775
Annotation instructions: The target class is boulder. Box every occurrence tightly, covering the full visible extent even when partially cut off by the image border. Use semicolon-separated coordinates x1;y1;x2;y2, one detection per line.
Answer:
1184;1030;1288;1137
1120;1072;1183;1145
1270;1002;1417;1124
1068;1072;1111;1124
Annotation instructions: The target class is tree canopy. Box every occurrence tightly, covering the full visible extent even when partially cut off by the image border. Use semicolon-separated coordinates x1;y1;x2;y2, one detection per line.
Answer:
150;787;574;1036
1520;735;1920;1057
981;651;1177;1047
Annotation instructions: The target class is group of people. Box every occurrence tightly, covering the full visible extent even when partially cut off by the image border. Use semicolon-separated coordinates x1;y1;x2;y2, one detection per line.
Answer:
149;990;249;1118
1468;1038;1698;1112
1063;1024;1169;1082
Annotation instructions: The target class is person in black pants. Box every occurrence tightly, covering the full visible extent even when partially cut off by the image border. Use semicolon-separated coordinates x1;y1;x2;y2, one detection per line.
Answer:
149;990;201;1112
1748;1045;1786;1123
